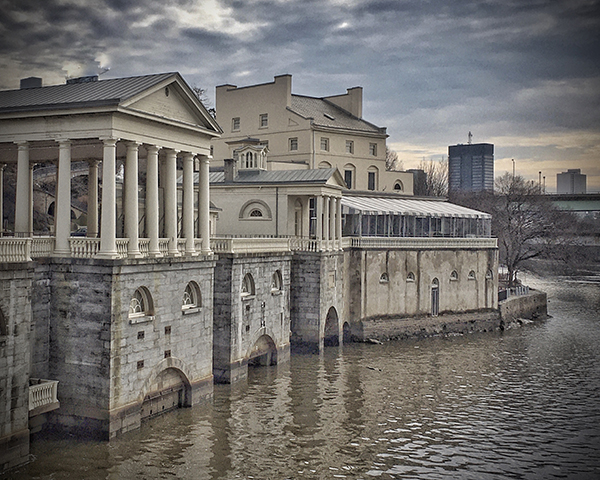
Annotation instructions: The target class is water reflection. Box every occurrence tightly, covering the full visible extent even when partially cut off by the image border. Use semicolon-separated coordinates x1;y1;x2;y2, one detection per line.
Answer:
5;275;600;479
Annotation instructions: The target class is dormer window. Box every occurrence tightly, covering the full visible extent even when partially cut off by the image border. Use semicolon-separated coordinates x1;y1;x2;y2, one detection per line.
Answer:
235;144;268;171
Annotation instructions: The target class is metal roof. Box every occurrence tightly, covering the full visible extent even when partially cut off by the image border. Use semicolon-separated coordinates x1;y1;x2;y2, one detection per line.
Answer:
208;168;338;185
341;196;491;219
0;72;176;113
290;95;385;134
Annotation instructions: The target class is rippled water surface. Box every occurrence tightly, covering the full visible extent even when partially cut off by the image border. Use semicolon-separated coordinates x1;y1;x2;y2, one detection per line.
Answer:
6;275;600;479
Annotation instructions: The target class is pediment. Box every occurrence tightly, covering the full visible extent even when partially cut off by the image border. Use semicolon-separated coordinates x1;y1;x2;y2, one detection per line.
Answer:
125;80;219;133
326;168;348;188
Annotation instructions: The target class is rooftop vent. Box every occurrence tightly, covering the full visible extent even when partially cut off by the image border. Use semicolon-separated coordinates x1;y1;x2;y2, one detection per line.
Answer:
66;75;98;85
20;77;42;89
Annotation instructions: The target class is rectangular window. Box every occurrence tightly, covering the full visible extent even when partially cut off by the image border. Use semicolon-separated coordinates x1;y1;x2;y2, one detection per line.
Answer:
137;360;144;370
369;143;377;156
346;140;354;154
259;113;268;128
232;117;240;131
164;350;171;359
368;171;376;191
320;137;329;151
344;170;353;189
289;137;298;151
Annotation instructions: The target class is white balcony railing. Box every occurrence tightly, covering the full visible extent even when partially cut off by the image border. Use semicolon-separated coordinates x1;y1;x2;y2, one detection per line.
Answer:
29;379;59;412
343;237;498;250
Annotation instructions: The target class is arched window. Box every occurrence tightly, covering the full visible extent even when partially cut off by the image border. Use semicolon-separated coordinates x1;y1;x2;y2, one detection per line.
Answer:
486;269;493;280
380;272;389;283
240;200;272;220
344;163;356;189
318;161;332;169
367;166;379;191
242;273;255;297
450;270;459;281
182;281;202;311
407;272;415;282
129;287;154;320
394;181;403;191
468;270;476;280
271;270;283;293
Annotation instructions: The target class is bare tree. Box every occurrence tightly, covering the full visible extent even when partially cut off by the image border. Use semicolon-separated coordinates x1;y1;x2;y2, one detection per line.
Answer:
385;147;404;171
418;157;448;197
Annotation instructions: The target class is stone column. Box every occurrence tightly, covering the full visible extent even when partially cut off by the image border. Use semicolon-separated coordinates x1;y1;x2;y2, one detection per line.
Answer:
0;164;4;235
198;154;211;254
335;196;342;250
124;141;141;257
315;195;323;249
182;152;196;255
87;160;99;238
29;162;35;236
146;145;161;257
54;140;72;255
14;142;30;236
98;138;118;258
329;196;335;250
164;149;179;255
323;195;330;250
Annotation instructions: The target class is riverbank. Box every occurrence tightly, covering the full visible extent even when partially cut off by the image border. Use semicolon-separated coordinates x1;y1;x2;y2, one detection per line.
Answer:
355;289;547;342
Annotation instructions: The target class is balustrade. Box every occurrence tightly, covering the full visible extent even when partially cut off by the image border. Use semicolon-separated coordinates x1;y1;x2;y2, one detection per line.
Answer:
29;379;59;412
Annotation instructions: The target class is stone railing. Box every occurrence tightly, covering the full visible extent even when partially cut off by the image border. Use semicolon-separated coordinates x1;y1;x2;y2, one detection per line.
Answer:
70;238;100;258
344;237;498;250
211;236;292;254
29;378;59;412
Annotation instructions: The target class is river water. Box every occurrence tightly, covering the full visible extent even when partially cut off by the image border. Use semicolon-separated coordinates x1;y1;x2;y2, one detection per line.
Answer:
6;274;600;479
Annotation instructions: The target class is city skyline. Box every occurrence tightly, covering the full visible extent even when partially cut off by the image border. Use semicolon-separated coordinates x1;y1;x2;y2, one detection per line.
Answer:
1;0;598;192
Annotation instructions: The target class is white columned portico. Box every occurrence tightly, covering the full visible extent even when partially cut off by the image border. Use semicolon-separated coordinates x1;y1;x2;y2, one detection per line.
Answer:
182;152;196;255
124;141;141;257
54;140;72;255
198;154;211;254
164;149;179;255
146;145;161;257
87;160;99;238
14;142;30;236
98;138;118;258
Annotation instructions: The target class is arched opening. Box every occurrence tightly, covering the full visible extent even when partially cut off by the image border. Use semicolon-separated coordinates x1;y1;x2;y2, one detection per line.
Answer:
140;368;190;420
324;306;339;346
182;281;202;311
343;321;352;344
248;334;278;367
431;278;439;316
242;273;255;297
129;286;154;319
0;308;8;336
318;161;332;169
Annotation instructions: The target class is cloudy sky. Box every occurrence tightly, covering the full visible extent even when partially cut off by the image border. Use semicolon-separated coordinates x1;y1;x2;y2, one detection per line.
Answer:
2;0;599;191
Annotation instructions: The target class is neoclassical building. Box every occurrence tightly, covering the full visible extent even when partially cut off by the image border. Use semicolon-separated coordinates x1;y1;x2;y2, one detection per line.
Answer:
212;74;414;194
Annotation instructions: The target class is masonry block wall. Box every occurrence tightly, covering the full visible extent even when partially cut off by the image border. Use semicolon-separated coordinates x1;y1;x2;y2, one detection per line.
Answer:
0;263;33;471
33;257;215;439
290;251;344;352
213;253;291;383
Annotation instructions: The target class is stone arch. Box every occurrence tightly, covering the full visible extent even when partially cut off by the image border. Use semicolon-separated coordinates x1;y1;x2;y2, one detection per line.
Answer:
138;358;193;419
239;199;272;220
247;334;278;367
324;306;340;346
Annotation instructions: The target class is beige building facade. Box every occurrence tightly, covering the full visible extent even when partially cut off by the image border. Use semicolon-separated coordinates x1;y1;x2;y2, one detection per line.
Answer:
213;75;414;195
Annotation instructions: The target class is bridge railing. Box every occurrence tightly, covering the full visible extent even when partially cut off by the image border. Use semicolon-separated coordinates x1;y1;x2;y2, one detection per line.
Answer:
29;378;59;412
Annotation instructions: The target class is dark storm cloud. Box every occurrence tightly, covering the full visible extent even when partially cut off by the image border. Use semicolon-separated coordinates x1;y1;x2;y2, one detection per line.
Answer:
1;0;598;188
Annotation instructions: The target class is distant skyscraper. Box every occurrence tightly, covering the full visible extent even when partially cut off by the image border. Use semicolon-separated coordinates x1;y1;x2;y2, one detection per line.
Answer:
557;169;586;194
448;142;494;194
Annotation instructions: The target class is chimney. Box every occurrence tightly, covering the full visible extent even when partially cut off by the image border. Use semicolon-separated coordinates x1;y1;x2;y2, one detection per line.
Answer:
223;158;236;182
20;77;42;89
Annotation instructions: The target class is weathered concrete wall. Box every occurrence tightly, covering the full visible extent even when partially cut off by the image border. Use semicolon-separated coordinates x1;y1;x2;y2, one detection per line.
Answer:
499;290;547;322
213;253;291;383
344;247;498;326
0;263;33;471
290;251;344;352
